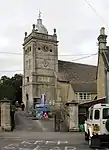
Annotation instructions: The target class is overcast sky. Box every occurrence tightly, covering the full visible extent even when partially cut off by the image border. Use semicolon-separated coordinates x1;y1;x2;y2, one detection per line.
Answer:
0;0;109;77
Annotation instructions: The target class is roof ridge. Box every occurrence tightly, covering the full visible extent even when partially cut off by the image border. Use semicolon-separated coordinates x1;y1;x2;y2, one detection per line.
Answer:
58;60;97;67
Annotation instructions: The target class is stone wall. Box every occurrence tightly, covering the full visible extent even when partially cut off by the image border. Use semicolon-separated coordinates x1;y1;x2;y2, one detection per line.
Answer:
97;54;106;99
57;81;74;103
55;101;79;132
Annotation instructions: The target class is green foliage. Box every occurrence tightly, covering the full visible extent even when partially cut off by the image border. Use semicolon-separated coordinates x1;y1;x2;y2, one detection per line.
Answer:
0;74;22;104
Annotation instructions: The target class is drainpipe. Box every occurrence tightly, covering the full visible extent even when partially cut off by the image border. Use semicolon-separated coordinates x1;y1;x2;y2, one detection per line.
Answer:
105;68;108;104
103;50;109;104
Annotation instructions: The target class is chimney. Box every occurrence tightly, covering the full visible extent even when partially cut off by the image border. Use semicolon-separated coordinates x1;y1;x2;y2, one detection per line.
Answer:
98;27;107;50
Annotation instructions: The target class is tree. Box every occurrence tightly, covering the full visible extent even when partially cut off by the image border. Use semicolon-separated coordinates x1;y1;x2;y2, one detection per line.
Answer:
0;74;22;104
11;74;22;104
0;75;15;100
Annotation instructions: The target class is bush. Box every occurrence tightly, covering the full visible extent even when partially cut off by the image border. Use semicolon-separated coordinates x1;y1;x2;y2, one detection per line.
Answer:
79;124;85;132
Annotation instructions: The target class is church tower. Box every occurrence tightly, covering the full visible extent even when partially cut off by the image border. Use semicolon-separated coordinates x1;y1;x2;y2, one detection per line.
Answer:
22;12;58;111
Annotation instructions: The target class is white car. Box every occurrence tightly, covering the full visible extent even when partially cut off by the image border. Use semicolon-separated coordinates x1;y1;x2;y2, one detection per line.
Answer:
84;103;109;148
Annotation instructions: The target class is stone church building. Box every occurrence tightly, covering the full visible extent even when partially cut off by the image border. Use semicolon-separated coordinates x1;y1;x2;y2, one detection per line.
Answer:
22;14;108;111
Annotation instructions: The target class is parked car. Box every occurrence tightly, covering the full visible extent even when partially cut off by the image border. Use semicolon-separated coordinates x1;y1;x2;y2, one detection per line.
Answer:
84;103;109;148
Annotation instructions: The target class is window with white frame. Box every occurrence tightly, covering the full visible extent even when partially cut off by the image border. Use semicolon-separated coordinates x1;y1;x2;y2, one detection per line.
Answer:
75;93;91;100
87;93;91;99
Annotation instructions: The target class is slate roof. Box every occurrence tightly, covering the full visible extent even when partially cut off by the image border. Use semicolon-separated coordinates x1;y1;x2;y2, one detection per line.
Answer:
58;60;97;93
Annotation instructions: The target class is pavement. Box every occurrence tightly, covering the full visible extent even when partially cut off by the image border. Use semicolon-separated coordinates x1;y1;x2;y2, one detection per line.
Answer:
0;110;109;150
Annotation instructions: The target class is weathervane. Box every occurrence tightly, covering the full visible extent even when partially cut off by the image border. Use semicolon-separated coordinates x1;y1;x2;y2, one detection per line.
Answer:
38;10;41;19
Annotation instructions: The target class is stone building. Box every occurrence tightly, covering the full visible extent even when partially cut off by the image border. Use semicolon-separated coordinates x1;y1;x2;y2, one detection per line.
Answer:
22;14;97;111
22;15;58;110
22;14;108;112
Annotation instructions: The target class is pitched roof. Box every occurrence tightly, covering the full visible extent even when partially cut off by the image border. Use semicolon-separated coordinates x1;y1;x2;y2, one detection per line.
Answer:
72;82;97;93
58;60;97;92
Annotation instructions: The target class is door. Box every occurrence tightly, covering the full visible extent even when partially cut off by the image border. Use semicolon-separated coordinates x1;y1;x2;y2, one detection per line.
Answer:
26;94;29;112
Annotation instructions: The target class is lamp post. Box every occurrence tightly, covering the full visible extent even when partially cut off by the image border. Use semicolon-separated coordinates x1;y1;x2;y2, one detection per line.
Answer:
53;71;57;106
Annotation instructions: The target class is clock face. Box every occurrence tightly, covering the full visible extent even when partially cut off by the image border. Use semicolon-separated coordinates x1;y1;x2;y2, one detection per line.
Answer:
42;45;48;52
43;59;49;68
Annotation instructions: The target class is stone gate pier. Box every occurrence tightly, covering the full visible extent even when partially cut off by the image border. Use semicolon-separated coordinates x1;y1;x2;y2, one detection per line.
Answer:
66;100;79;131
0;99;11;131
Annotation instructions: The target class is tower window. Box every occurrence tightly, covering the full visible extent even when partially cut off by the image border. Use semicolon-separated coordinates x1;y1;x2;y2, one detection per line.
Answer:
29;46;31;52
27;47;29;53
25;49;27;54
28;59;31;68
27;77;29;82
50;49;52;52
26;60;28;69
26;94;29;100
38;47;40;50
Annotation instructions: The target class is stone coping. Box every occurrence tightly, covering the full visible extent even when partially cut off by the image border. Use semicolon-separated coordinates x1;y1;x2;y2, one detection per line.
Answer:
0;99;10;103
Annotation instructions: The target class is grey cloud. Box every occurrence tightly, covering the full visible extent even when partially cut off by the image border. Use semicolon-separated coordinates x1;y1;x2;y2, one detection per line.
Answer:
0;54;22;70
0;0;108;77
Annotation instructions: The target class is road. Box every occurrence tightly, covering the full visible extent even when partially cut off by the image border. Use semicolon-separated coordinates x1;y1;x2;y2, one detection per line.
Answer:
0;138;85;150
0;111;109;149
14;110;54;132
0;132;90;150
0;132;109;150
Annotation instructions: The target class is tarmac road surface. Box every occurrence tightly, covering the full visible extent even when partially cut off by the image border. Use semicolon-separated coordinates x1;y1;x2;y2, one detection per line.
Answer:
0;110;108;150
14;110;54;132
0;132;109;150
